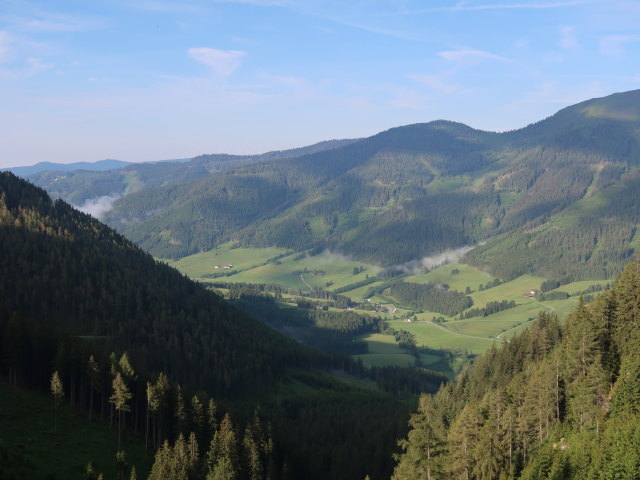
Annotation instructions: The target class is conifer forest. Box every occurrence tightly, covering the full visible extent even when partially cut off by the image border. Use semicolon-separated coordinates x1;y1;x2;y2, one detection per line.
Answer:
4;89;640;480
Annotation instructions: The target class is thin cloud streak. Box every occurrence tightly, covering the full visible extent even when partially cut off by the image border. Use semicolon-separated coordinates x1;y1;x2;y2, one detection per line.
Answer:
188;48;246;76
599;34;640;57
0;31;11;62
438;49;510;62
404;0;596;14
559;25;579;49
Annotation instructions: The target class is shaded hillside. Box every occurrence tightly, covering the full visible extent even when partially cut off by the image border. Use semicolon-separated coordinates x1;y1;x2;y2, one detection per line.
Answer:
392;260;640;479
0;171;318;397
106;121;504;261
25;139;356;206
0;171;429;480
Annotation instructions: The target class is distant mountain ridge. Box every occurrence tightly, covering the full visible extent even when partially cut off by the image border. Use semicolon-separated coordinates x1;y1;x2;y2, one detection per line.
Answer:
24;138;357;206
29;89;640;282
4;159;131;176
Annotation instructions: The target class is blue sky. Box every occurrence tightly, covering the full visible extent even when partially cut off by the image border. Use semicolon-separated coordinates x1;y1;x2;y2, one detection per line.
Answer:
1;0;639;166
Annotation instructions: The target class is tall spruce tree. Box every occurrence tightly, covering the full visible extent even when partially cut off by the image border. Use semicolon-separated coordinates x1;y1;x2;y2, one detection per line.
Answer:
393;394;446;480
50;370;64;433
110;372;132;450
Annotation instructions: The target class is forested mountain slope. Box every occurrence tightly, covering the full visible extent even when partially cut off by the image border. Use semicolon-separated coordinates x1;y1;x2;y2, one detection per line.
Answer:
94;90;640;281
0;171;419;480
5;159;131;176
0;171;318;397
392;260;640;479
24;139;356;206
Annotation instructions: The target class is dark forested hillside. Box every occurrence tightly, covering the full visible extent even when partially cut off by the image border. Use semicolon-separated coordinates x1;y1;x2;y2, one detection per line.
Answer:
75;89;640;281
392;259;640;479
104;121;503;261
0;171;318;397
0;171;420;480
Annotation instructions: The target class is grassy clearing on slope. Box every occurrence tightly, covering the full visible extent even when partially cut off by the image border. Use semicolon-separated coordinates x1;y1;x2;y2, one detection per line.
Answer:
0;382;151;480
470;275;546;308
167;247;591;360
167;244;291;280
354;333;415;368
343;281;385;300
405;262;493;292
445;302;545;337
385;319;495;354
224;250;382;291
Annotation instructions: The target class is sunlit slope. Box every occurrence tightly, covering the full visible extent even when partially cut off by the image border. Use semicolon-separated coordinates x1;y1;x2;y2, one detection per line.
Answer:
100;90;640;282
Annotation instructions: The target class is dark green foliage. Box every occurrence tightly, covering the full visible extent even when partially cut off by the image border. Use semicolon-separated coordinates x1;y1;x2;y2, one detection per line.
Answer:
459;299;517;319
98;121;501;262
0;171;323;399
393;259;640;479
81;90;640;280
466;216;636;280
0;172;419;480
26;140;357;207
389;282;472;316
21;90;640;282
540;279;562;293
224;283;385;356
332;276;379;294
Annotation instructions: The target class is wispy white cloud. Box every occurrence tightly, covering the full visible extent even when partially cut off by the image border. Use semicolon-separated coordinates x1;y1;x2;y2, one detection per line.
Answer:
345;95;376;111
323;17;422;41
438;49;509;62
408;74;462;94
0;31;11;62
559;25;579;48
599;34;640;57
136;1;202;13
212;0;287;5
388;87;428;110
1;10;104;32
26;57;53;75
188;47;246;76
403;0;596;14
449;0;595;11
508;81;606;109
513;38;529;48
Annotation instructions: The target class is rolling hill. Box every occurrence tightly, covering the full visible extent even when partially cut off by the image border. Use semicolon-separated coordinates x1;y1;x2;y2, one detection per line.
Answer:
19;90;640;283
95;90;640;283
23;139;356;207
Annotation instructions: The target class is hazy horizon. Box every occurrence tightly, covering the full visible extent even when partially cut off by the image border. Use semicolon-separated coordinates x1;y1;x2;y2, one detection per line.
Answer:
2;0;639;168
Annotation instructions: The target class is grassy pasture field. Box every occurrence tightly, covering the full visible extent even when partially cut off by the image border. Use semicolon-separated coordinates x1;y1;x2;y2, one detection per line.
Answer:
385;318;496;354
354;333;416;368
0;382;151;480
182;246;384;292
166;244;292;280
470;275;547;308
405;262;493;292
167;246;611;369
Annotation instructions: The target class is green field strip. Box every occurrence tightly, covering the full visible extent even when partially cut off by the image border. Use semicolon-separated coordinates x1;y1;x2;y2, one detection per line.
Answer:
341;281;385;300
354;354;416;368
168;245;292;280
405;262;493;292
385;319;495;354
546;280;611;295
469;274;546;308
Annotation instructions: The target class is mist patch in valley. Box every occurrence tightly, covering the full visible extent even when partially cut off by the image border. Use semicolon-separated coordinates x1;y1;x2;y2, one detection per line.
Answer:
75;194;120;220
391;245;477;275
